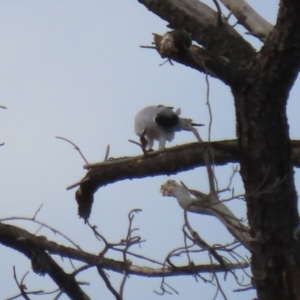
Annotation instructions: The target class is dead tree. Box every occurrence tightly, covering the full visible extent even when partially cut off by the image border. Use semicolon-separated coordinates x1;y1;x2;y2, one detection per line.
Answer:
2;1;300;300
77;1;300;299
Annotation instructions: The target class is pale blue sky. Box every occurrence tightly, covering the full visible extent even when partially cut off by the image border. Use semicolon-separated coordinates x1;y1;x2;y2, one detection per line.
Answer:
0;1;298;299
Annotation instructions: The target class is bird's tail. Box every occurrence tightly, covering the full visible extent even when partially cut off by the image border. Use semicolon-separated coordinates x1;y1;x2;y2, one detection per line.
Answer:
191;122;205;127
178;118;204;143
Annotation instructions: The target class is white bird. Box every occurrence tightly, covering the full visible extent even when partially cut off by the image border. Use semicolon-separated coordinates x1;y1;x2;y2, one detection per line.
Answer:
134;105;204;151
160;180;250;249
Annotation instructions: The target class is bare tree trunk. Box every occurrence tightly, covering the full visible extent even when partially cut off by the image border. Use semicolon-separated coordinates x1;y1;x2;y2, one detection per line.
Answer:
233;1;300;298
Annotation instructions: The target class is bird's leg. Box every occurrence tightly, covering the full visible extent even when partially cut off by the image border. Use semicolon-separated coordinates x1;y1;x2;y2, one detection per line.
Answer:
158;136;167;150
140;130;149;153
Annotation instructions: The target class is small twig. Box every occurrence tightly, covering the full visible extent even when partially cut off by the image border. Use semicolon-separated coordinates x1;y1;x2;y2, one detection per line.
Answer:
163;230;213;285
182;225;193;268
204;73;219;192
0;105;7;109
87;221;109;247
128;139;143;149
72;264;93;277
112;249;164;266
233;286;255;292
104;145;110;161
9;268;60;300
226;165;239;190
56;136;89;164
140;45;156;49
209;255;228;300
119;271;127;300
1;216;82;250
97;267;122;300
33;204;44;219
119;209;142;298
12;267;30;300
159;58;173;66
66;177;90;190
53;291;63;300
225;12;232;21
212;0;223;26
128;139;148;155
184;207;227;267
154;280;179;296
231;20;239;27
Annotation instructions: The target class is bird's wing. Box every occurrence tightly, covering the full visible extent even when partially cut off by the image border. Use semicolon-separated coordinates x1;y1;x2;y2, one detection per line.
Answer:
134;105;158;136
155;106;179;129
161;180;215;215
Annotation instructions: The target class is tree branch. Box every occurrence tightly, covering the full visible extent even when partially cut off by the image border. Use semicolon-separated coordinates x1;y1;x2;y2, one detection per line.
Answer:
151;33;234;85
220;0;273;41
74;139;300;220
137;0;255;63
0;224;90;300
31;250;91;300
0;223;248;279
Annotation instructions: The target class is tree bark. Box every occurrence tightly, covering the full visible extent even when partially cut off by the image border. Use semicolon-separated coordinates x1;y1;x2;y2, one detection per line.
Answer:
234;1;300;298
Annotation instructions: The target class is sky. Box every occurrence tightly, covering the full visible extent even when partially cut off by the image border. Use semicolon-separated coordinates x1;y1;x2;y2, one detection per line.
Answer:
0;0;298;299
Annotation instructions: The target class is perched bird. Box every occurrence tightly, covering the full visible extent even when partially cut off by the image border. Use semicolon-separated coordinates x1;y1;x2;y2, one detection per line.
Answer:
134;105;204;151
160;180;250;249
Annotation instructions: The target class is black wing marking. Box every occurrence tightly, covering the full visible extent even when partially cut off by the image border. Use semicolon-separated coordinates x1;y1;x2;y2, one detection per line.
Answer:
191;123;205;127
155;113;179;129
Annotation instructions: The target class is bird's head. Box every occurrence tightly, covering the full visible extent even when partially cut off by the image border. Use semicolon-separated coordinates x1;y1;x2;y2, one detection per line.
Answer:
160;180;194;209
160;180;176;196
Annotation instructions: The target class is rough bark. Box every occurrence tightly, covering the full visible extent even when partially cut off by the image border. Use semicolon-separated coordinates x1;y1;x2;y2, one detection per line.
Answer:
234;1;300;298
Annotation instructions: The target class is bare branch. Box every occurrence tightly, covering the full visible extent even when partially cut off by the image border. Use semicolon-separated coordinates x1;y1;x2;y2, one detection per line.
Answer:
74;140;300;220
138;0;255;65
12;267;30;300
219;0;273;41
151;33;232;84
183;208;227;267
0;223;247;278
66;177;90;191
97;268;122;300
212;0;223;25
56;136;89;164
104;144;110;162
1;216;82;250
209;255;228;300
